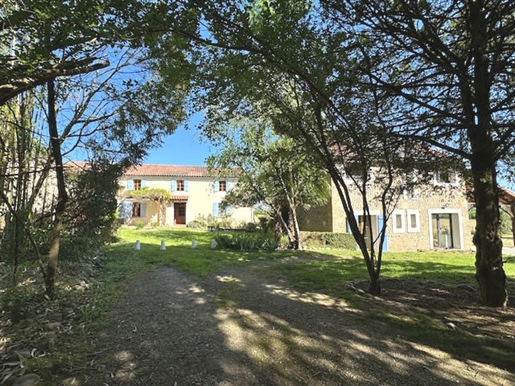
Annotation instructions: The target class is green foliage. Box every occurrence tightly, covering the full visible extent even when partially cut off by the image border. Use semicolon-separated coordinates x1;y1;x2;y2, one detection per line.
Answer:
60;162;123;261
134;221;145;230
300;232;356;249
124;187;171;201
214;231;279;251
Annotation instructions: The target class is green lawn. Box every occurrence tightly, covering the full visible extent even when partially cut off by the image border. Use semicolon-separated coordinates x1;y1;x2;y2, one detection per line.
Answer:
110;227;515;291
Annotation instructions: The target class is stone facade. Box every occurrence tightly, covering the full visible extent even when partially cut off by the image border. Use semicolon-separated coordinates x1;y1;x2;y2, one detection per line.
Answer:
298;171;474;252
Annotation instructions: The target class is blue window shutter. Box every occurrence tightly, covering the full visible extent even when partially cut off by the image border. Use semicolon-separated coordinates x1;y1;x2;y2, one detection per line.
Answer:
184;180;189;192
141;179;147;188
226;205;232;215
212;203;219;217
346;218;351;233
378;215;388;252
171;180;177;192
214;181;219;192
118;201;132;220
141;202;147;217
127;179;134;190
226;181;231;191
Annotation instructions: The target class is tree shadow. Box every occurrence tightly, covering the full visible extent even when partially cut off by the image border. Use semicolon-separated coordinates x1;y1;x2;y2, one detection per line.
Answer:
78;259;515;385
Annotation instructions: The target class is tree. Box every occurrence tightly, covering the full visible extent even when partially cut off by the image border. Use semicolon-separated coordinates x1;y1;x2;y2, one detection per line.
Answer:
0;0;153;105
1;48;188;296
321;0;515;306
206;119;330;249
146;0;438;294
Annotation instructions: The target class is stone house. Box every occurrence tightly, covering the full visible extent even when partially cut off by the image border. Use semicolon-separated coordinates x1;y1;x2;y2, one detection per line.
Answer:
117;164;254;227
297;169;475;252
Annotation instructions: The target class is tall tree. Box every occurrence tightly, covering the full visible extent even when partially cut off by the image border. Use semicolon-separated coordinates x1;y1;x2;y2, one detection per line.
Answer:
322;0;515;306
148;0;430;294
206;119;330;250
0;48;188;294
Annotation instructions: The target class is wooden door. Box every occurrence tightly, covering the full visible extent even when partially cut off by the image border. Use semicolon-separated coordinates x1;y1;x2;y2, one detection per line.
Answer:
174;203;186;225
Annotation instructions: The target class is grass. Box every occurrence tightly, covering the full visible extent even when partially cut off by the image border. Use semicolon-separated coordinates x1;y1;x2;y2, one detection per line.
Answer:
263;248;515;293
2;227;515;383
108;227;291;278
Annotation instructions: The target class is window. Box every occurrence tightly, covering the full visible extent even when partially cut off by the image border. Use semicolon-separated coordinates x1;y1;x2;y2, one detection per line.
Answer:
403;188;419;200
132;202;141;217
407;209;420;232
134;179;142;190
219;180;227;192
392;210;406;233
131;202;146;217
435;170;457;185
171;180;188;192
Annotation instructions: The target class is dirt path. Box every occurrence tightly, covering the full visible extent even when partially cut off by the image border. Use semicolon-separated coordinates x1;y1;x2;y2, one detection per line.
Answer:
80;263;515;386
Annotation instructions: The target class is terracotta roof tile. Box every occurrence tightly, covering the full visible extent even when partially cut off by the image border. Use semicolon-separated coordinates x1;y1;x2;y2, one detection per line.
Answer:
171;195;189;201
125;164;238;178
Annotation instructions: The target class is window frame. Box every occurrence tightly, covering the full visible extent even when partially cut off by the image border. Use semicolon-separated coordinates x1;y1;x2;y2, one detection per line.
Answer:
134;179;142;191
132;202;141;217
392;210;406;233
407;209;420;233
434;170;458;186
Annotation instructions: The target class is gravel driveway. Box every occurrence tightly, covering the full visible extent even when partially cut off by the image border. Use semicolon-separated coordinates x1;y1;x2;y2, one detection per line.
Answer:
81;262;515;386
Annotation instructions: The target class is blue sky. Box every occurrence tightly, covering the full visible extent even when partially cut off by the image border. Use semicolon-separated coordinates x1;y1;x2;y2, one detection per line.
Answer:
144;126;214;166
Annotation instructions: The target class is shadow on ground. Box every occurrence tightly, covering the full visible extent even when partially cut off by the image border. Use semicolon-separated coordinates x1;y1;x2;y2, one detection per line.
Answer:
73;261;515;386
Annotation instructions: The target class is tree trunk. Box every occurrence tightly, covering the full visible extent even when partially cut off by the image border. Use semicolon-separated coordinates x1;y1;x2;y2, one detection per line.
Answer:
289;207;302;250
368;274;381;296
472;168;507;307
45;80;69;298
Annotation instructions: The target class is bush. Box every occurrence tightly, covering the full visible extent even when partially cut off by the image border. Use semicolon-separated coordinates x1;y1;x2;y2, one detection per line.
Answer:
300;231;355;249
187;220;204;229
214;232;278;251
134;221;145;229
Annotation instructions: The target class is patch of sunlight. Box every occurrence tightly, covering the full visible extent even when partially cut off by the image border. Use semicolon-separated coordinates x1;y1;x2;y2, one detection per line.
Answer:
0;336;10;352
408;342;451;360
264;283;354;311
194;297;206;305
216;275;242;283
61;377;80;386
18;277;37;287
59;280;91;292
403;341;515;385
188;284;205;293
114;350;137;381
114;350;134;361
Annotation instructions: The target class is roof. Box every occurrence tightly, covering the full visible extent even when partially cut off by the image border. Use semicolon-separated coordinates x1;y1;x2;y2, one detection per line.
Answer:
125;164;239;178
499;187;515;205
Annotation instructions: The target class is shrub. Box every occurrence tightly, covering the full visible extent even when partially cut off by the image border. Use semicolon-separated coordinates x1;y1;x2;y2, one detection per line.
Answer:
187;220;203;229
300;231;355;249
214;232;278;251
134;221;145;229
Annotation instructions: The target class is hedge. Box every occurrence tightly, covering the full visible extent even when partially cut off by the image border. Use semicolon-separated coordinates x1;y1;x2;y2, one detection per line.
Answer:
300;231;356;249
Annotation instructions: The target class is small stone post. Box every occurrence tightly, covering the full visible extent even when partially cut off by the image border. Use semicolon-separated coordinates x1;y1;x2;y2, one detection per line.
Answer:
191;240;197;249
135;240;141;250
160;240;166;250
